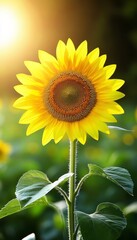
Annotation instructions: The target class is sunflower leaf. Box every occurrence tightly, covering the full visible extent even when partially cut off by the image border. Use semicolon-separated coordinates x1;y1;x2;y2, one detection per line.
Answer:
0;197;47;219
108;126;131;131
0;198;21;219
88;164;134;196
75;164;133;196
123;202;137;215
76;202;127;240
22;233;36;240
15;170;73;207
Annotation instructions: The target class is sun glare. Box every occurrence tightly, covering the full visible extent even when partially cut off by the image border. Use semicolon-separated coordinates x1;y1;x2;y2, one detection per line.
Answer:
0;6;19;47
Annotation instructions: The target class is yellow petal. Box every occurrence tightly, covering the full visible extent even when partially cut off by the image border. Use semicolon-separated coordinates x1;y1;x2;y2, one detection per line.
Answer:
16;74;43;86
66;123;76;142
26;117;48;135
97;122;110;134
63;39;76;69
98;54;107;68
109;79;125;90
53;121;66;143
87;58;102;78
42;129;54;145
38;50;58;65
19;110;46;124
92;107;117;122
88;48;99;63
13;97;30;109
98;91;125;101
76;40;87;57
87;115;110;134
56;40;66;62
13;95;41;109
104;64;116;79
89;69;106;84
107;102;124;114
66;38;75;58
81;120;99;140
19;110;36;124
14;85;42;96
93;78;124;94
66;122;86;144
24;61;47;81
42;121;57;145
74;40;87;67
76;122;87;144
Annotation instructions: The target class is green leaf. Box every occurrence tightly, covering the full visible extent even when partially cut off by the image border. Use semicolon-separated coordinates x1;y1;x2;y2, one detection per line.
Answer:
77;202;127;240
123;202;137;215
0;197;47;219
16;170;72;207
0;198;21;219
88;164;134;195
22;233;35;240
104;167;133;195
108;126;130;131
75;164;133;197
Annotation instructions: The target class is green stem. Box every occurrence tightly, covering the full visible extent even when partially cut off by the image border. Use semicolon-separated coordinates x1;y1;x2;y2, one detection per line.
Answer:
75;173;91;197
68;140;77;240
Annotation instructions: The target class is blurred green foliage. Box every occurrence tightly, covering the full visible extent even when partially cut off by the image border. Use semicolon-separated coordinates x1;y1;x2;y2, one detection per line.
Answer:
0;99;137;240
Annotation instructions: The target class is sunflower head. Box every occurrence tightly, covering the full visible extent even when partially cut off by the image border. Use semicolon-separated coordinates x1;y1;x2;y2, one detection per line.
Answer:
13;39;125;145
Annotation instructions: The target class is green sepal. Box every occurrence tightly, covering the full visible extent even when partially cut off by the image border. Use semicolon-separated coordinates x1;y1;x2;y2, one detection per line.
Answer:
76;202;127;240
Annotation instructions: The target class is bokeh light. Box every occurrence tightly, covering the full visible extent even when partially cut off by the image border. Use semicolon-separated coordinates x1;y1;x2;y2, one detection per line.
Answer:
0;6;19;47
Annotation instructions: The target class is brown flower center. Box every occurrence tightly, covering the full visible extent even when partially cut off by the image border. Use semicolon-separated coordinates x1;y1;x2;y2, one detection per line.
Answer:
44;72;96;122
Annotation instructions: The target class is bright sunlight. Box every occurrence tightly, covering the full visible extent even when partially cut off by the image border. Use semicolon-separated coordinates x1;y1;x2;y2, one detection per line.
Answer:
0;6;19;47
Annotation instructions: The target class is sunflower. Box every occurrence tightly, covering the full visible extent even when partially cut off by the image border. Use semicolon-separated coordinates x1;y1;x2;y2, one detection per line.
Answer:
0;140;11;163
13;39;125;145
